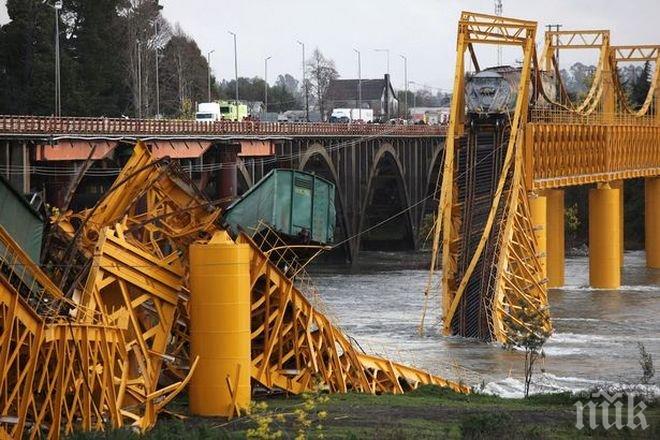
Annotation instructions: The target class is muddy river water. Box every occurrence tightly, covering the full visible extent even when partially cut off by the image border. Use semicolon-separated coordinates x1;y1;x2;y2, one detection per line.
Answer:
310;250;660;397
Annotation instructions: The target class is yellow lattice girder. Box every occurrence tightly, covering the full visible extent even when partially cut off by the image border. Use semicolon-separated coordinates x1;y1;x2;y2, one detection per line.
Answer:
528;123;660;189
0;226;132;439
612;45;660;62
239;232;469;395
428;11;551;343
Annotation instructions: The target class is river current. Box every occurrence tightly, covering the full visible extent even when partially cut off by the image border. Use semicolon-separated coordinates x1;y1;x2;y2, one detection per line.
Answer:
310;250;660;397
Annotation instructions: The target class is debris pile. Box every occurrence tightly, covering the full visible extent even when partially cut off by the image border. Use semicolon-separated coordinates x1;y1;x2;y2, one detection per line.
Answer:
0;141;467;439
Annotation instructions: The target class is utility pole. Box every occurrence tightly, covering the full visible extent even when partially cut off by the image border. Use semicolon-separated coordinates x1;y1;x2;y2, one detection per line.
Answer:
154;21;160;118
228;31;239;116
297;40;308;121
207;49;215;102
264;56;271;114
374;48;390;75
354;49;362;121
495;0;503;65
399;54;408;118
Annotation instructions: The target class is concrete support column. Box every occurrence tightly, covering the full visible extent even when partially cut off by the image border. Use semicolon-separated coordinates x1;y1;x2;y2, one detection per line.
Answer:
22;143;30;194
611;180;624;265
589;183;621;288
645;177;660;268
529;192;547;279
545;189;565;288
216;146;239;208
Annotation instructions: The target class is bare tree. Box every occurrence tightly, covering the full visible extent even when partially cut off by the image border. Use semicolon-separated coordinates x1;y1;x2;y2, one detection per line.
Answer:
504;307;552;398
158;25;210;117
305;48;338;119
119;0;168;117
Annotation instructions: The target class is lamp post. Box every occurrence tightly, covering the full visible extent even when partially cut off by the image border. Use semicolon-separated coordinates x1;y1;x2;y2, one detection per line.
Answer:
154;21;160;118
264;56;271;114
374;48;390;76
228;31;239;113
44;1;63;116
137;41;142;118
353;48;362;121
297;40;308;121
399;54;408;118
409;81;416;109
207;49;215;102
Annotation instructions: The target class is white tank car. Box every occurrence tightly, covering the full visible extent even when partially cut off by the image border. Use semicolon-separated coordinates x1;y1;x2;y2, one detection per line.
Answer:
465;66;556;115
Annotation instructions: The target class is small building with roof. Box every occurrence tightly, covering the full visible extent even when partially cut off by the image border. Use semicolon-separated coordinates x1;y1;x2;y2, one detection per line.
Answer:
324;74;398;121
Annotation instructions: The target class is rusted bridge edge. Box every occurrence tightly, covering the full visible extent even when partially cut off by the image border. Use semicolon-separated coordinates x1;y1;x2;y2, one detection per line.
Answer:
0;115;446;138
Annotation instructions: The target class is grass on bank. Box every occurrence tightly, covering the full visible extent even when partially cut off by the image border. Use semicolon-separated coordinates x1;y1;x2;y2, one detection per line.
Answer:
66;385;659;439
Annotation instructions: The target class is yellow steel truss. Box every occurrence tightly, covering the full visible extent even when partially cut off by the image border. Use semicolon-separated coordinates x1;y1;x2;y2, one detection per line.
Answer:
428;11;551;343
1;139;468;438
428;12;659;343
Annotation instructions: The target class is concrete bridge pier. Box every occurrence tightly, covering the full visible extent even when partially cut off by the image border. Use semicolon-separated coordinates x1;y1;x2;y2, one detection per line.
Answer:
588;183;621;288
646;177;660;268
545;189;565;288
529;192;547;279
529;189;566;288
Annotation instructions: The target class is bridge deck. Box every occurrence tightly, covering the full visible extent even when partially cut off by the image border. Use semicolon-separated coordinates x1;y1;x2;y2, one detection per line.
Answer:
0;115;445;139
528;110;660;189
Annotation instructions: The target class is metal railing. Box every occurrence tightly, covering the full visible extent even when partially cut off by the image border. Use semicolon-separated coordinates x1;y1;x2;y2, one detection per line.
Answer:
529;119;660;187
0;115;446;137
530;108;658;126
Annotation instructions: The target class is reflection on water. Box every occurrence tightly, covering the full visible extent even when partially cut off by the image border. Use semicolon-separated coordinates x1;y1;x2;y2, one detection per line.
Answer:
310;250;660;396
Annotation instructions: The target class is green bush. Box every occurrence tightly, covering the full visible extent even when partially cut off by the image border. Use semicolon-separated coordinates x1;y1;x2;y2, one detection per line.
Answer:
460;412;513;439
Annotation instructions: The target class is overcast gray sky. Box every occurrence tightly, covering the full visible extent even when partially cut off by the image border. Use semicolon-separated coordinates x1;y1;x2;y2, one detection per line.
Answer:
2;1;658;92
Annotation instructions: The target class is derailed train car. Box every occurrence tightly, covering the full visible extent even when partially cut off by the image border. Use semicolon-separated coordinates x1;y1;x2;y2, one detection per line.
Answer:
465;66;556;115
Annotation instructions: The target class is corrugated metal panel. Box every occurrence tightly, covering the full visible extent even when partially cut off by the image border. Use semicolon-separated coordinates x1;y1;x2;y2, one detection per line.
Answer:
223;169;336;244
0;175;44;262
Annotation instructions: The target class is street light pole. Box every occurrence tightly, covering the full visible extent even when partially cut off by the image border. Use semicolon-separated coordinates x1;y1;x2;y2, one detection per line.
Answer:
229;31;239;117
353;49;362;121
137;41;142;118
374;48;389;76
409;81;416;108
154;21;160;118
45;1;63;116
399;54;408;118
264;56;271;114
207;49;215;102
297;40;308;121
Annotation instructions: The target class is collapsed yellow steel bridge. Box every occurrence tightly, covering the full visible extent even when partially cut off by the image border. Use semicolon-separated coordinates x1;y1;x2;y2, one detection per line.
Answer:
426;12;659;343
0;140;467;439
1;10;659;439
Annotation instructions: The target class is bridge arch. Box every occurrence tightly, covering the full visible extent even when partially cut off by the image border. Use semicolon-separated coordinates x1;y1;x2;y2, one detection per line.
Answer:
418;147;445;246
357;144;415;252
299;144;353;261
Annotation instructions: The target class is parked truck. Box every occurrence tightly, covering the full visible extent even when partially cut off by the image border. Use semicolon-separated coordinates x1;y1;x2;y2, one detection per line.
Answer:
329;108;374;123
195;100;248;122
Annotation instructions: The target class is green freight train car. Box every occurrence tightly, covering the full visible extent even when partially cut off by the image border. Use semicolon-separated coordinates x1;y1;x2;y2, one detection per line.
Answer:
223;169;336;244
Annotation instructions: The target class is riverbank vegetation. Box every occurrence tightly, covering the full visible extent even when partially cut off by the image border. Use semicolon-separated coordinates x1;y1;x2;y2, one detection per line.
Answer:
66;385;659;439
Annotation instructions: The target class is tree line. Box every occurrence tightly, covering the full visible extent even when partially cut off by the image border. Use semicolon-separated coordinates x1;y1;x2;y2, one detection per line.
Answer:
0;1;444;121
0;0;333;119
